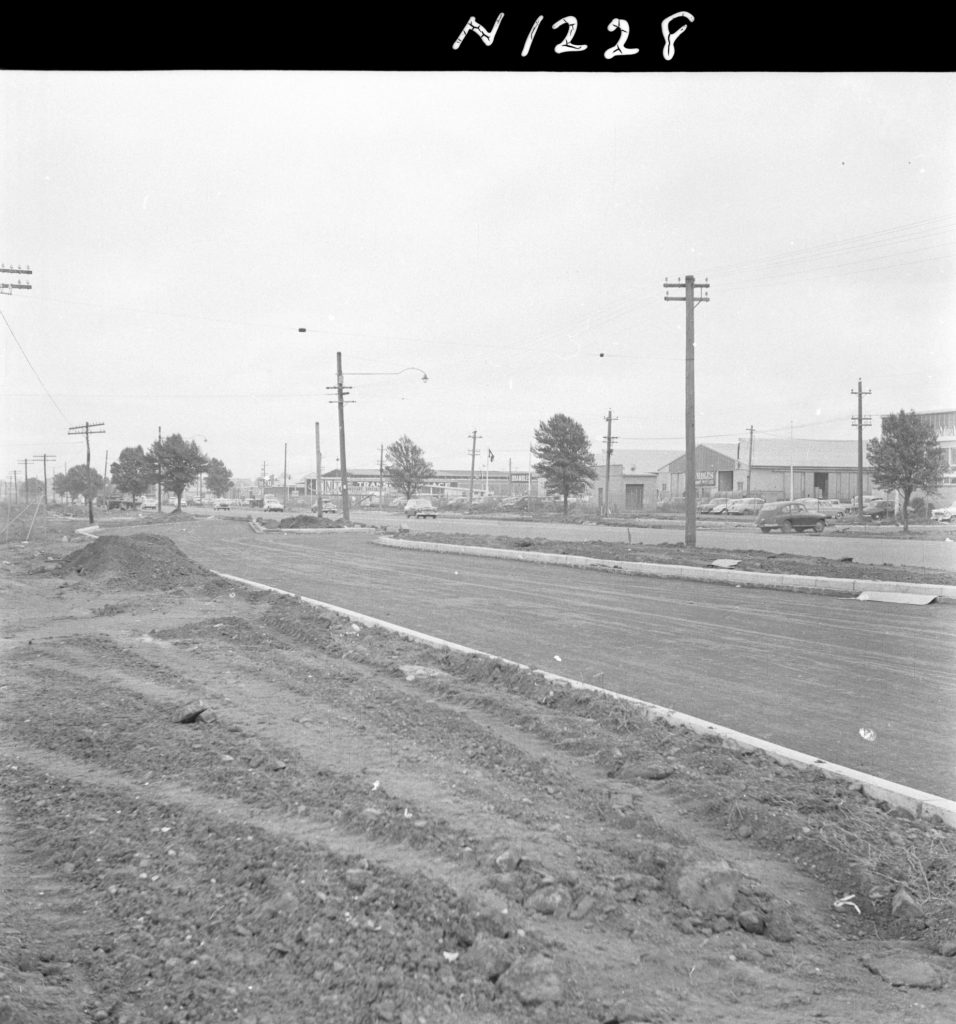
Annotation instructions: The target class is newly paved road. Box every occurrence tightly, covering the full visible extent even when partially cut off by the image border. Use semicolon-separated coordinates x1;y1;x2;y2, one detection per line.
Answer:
163;519;956;802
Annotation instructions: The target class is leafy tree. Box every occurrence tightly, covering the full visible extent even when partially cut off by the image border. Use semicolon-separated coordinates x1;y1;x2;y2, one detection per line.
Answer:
385;435;434;500
147;434;207;511
204;457;233;498
866;409;946;532
110;446;153;500
54;465;103;503
532;413;598;514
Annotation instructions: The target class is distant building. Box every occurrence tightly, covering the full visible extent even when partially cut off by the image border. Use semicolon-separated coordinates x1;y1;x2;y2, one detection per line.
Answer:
598;449;682;512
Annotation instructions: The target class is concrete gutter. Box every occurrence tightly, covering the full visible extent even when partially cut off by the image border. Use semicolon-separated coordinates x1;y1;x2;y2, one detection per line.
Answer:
376;536;956;602
214;570;956;829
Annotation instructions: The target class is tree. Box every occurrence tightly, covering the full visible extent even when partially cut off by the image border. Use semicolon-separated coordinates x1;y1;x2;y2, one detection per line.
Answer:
532;413;598;514
204;457;233;498
110;446;153;501
866;409;946;532
54;465;103;504
147;434;207;512
385;435;434;500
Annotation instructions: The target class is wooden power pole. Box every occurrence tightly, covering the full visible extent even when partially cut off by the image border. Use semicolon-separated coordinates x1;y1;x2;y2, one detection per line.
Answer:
664;275;710;547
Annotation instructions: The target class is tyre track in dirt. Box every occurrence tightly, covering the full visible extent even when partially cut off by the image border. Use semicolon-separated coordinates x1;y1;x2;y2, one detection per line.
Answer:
167;520;956;800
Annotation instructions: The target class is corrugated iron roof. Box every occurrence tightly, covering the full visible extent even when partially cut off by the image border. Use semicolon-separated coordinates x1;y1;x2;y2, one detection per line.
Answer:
742;437;869;468
611;449;683;475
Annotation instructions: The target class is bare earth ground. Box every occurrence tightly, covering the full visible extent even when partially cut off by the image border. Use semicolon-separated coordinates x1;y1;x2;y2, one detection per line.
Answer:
399;531;956;587
1;512;954;1024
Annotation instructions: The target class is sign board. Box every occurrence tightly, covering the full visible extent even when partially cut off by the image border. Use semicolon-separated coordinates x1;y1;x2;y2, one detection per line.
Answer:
510;472;530;483
695;471;716;485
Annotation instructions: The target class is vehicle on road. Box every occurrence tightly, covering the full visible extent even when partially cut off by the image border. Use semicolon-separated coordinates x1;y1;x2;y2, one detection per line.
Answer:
311;501;339;515
213;498;232;511
755;501;826;534
139;497;158;512
727;497;765;515
106;496;135;511
262;496;284;513
405;498;437;519
697;498;727;514
931;504;956;523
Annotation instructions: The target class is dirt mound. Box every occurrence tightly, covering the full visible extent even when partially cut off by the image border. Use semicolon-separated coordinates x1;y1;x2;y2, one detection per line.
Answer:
55;534;230;592
277;514;345;530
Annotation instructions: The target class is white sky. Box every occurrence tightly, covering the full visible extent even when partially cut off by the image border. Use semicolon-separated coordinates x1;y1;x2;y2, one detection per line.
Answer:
2;70;954;485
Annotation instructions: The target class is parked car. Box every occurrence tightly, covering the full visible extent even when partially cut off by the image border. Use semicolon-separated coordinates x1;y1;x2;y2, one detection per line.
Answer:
213;498;232;511
263;496;284;512
795;497;846;521
861;499;896;521
727;497;765;515
404;498;437;518
931;504;956;523
139;497;158;512
755;501;826;534
311;501;338;514
106;496;134;510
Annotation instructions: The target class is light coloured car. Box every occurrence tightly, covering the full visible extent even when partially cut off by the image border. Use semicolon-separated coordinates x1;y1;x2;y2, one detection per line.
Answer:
727;497;765;515
404;498;437;519
139;497;158;511
931;504;956;523
213;498;232;511
796;497;845;520
263;497;284;512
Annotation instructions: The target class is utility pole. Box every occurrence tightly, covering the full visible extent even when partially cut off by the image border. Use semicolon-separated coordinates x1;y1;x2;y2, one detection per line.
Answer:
326;352;352;524
603;409;617;517
379;444;385;510
851;379;872;520
283;443;288;506
22;459;29;503
33;453;55;507
467;430;480;506
314;422;322;510
746;426;755;495
68;421;105;525
664;275;710;547
156;428;164;511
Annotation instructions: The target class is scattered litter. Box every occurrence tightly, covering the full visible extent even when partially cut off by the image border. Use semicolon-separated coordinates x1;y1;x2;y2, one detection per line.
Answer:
351;623;361;632
710;558;740;569
403;808;412;818
857;592;937;605
371;779;380;791
859;728;877;742
442;951;460;962
554;655;562;662
833;893;861;914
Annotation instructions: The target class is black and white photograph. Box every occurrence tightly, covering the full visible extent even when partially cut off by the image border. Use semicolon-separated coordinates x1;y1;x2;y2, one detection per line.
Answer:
2;20;955;1024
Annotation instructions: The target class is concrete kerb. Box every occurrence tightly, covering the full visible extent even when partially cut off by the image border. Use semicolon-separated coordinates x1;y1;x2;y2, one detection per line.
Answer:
214;570;956;830
375;536;956;601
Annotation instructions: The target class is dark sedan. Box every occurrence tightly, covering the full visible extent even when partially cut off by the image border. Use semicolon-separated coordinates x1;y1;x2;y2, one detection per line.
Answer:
755;501;827;534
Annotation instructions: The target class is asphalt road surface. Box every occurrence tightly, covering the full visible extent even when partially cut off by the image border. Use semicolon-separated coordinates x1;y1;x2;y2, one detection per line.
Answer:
164;520;956;803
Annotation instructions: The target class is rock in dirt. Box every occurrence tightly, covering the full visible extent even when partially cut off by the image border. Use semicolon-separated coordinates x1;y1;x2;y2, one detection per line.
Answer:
667;859;742;918
497;952;565;1006
460;934;514;981
524;883;574;916
862;952;944;989
172;700;207;724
